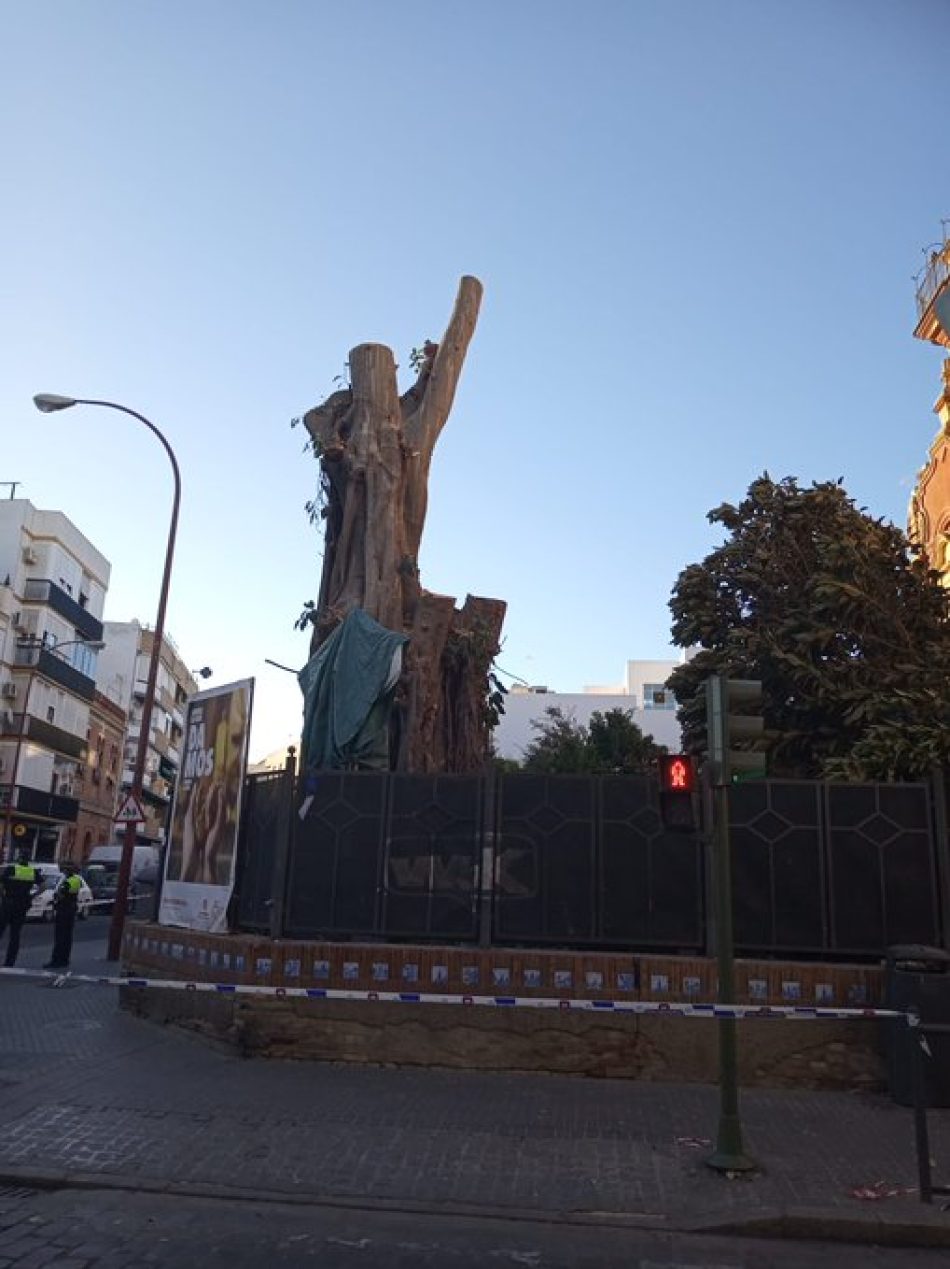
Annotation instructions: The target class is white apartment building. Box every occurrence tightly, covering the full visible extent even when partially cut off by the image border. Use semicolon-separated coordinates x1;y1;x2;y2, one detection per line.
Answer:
96;621;200;845
0;500;110;861
491;657;685;762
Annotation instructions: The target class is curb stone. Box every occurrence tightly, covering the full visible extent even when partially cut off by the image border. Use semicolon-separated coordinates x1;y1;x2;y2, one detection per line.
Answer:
688;1203;950;1248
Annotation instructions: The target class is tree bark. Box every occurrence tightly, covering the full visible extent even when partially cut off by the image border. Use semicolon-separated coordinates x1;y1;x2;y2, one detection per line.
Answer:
302;277;505;773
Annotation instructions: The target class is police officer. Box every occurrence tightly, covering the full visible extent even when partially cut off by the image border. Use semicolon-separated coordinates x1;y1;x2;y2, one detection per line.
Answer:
44;861;82;970
0;847;39;968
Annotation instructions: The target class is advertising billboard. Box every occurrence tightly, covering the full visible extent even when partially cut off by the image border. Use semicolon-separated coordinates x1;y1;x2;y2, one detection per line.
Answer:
158;678;253;932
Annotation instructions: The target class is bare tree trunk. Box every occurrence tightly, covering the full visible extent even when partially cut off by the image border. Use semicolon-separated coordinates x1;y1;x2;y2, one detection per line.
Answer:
302;277;505;773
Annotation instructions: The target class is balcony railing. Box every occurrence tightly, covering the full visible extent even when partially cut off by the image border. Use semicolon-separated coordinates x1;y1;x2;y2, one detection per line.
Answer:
40;646;97;702
915;244;950;319
12;646;97;702
22;579;103;643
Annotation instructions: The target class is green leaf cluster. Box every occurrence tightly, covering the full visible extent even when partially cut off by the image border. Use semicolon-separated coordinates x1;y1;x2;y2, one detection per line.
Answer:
667;474;950;781
520;707;667;775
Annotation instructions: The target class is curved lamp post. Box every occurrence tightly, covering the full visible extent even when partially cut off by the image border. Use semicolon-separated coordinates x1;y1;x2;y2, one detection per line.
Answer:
1;636;106;862
34;394;181;960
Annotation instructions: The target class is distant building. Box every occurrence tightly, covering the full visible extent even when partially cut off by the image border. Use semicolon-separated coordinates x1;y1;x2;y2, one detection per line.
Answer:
69;689;128;862
0;499;109;861
96;621;199;846
492;658;684;761
910;229;950;584
247;744;298;776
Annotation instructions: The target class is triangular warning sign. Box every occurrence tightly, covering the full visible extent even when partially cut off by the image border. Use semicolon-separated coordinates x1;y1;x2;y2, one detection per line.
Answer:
115;794;145;824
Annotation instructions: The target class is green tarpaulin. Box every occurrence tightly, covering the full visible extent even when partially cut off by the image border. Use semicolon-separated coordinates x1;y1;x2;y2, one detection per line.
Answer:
298;608;408;772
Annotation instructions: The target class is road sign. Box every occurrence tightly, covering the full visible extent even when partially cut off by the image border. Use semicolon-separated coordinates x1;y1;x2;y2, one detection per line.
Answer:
115;794;145;825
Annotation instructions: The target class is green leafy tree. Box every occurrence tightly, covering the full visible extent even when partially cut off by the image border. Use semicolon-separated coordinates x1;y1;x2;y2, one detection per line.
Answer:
667;474;950;781
521;707;666;774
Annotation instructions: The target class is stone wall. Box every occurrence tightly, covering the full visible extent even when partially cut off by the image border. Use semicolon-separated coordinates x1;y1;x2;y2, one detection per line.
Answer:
120;923;888;1090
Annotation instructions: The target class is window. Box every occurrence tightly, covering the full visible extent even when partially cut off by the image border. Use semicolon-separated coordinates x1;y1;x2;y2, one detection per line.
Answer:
643;684;676;711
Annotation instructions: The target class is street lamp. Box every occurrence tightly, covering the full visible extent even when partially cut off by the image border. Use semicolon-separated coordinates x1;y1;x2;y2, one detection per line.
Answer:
1;636;106;862
34;394;181;961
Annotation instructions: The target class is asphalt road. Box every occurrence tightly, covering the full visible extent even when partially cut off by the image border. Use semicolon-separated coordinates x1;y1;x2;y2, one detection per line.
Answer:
13;911;115;972
2;1184;948;1269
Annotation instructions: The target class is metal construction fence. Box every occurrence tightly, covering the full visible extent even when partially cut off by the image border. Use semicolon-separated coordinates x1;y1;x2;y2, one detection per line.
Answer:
232;767;950;960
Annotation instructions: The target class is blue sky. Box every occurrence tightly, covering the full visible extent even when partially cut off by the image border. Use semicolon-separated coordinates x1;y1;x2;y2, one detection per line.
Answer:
2;0;948;760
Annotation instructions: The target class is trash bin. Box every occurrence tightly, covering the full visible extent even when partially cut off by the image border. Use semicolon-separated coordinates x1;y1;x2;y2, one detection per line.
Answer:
884;945;950;1107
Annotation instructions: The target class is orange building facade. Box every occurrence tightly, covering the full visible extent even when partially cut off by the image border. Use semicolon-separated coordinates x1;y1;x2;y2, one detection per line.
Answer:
910;232;950;583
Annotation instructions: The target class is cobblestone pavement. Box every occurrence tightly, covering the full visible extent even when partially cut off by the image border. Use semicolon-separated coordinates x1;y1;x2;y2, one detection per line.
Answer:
0;1184;948;1269
1;971;949;1243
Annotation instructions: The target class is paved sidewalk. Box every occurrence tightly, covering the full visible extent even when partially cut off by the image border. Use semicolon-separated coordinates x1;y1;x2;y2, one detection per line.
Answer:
1;973;949;1247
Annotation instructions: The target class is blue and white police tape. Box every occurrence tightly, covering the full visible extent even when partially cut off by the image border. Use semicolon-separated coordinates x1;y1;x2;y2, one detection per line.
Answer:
0;966;907;1020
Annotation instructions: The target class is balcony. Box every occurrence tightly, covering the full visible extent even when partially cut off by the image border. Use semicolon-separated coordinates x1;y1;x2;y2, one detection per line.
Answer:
0;712;87;760
914;241;950;349
22;579;104;643
0;783;79;823
12;646;97;702
141;782;171;808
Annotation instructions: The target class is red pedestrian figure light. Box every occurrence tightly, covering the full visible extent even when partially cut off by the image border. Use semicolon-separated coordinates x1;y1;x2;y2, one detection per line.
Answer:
658;755;697;832
659;754;695;793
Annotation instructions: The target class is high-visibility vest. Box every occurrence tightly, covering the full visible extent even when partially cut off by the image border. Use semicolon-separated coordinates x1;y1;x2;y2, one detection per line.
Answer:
11;864;36;883
59;874;81;896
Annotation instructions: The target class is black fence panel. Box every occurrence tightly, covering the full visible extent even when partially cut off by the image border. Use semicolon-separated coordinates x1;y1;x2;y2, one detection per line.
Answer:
235;771;287;931
494;775;598;944
729;781;826;954
285;773;387;938
381;774;483;940
599;776;703;948
233;766;945;960
494;774;703;950
825;782;939;954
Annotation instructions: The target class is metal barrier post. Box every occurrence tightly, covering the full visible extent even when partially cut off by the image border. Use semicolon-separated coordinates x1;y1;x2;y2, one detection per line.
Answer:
910;1011;934;1204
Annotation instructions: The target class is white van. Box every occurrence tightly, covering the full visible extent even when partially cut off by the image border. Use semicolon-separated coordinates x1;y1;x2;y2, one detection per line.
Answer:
86;844;161;886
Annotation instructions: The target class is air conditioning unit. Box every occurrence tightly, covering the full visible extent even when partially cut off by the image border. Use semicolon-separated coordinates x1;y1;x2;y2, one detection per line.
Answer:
21;546;38;565
1;682;17;699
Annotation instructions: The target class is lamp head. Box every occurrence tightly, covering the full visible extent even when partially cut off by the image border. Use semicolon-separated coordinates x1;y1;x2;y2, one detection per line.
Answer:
33;394;78;414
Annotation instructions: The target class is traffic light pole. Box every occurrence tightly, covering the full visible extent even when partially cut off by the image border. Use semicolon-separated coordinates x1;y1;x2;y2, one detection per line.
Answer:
705;674;756;1173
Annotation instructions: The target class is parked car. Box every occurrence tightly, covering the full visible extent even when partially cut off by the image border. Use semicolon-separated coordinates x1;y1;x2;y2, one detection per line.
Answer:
27;867;93;922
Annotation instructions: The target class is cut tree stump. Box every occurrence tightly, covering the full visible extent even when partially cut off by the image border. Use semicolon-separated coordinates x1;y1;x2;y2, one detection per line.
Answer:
302;276;506;772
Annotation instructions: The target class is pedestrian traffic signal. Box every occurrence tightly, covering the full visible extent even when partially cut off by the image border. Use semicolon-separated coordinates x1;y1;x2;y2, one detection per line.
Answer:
658;754;698;831
659;754;696;794
705;675;766;784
